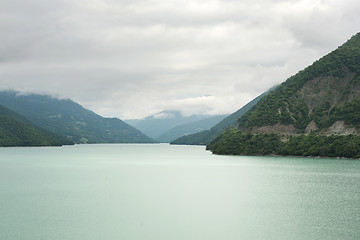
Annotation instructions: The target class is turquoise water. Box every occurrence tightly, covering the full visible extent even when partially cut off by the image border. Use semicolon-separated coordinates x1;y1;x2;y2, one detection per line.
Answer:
0;144;359;240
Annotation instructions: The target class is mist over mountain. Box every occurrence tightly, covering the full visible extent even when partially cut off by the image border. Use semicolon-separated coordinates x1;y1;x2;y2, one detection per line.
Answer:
155;114;227;143
125;110;224;139
0;91;156;144
170;91;268;145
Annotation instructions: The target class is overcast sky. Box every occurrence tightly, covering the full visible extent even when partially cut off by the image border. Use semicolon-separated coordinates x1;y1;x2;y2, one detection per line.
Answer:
0;0;359;119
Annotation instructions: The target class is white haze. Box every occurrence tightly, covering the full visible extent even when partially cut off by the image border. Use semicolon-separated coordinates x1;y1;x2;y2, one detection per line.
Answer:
0;0;359;119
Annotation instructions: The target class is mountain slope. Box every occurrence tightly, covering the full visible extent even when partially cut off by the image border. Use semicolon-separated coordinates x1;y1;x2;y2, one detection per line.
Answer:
237;33;360;134
207;33;360;158
0;104;73;146
170;92;267;145
207;127;360;158
0;91;156;143
126;110;216;139
155;114;227;143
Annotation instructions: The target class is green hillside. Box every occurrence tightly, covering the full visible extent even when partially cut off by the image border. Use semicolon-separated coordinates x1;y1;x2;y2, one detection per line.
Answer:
238;33;360;134
0;105;73;147
0;91;156;144
170;92;266;145
207;127;360;158
207;33;360;158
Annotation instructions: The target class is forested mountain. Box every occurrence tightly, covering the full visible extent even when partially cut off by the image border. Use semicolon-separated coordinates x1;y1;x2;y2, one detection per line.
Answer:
208;33;360;158
0;104;73;146
126;110;222;139
0;91;156;144
170;92;267;145
156;114;227;143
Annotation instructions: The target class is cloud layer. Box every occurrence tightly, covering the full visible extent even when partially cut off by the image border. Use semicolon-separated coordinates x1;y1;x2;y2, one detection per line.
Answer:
1;0;359;119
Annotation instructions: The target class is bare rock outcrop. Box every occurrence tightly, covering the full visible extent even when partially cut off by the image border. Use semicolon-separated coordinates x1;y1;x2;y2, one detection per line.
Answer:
305;120;318;134
325;120;358;135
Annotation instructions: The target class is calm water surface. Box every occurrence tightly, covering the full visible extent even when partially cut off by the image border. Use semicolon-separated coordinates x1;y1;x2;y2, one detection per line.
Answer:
0;144;359;240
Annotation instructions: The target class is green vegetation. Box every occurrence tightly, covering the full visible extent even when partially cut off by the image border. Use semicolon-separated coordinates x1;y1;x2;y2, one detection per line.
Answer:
207;33;360;159
170;129;215;145
0;91;156;144
238;33;360;132
207;128;281;156
207;127;360;159
328;97;360;128
0;105;73;146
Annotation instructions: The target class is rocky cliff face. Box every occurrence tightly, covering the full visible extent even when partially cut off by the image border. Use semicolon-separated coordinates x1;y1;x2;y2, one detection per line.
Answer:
325;120;358;135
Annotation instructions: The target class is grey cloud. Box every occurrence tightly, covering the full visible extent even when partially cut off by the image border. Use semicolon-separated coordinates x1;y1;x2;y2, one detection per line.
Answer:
279;0;360;51
1;0;359;119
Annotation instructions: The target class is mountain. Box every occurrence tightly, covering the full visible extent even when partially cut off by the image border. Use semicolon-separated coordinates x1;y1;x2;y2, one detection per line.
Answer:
0;91;156;144
0;104;73;146
207;33;360;158
170;92;267;145
155;114;227;143
125;110;219;139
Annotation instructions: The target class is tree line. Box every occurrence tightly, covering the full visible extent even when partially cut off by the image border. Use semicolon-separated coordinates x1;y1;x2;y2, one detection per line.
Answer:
207;127;360;159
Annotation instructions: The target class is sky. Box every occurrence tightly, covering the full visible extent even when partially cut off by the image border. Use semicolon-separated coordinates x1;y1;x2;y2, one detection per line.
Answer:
0;0;359;119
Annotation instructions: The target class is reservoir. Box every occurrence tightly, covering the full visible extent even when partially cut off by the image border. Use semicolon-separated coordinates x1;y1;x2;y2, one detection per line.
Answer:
0;144;359;239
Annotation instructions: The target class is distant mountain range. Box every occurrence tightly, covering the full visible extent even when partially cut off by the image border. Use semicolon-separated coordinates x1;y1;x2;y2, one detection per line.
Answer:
0;91;156;144
0;104;73;147
125;110;227;142
207;33;360;158
170;92;267;145
156;114;227;142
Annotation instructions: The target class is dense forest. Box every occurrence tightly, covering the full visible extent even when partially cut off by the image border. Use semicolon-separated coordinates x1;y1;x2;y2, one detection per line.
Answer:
207;127;360;158
238;33;360;133
0;105;73;147
207;33;360;158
